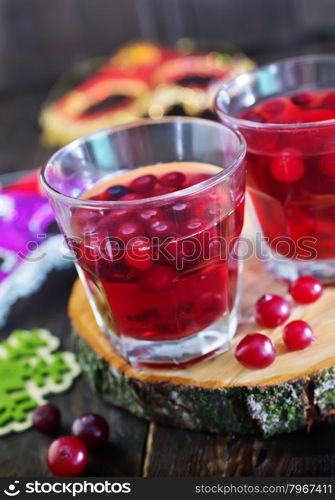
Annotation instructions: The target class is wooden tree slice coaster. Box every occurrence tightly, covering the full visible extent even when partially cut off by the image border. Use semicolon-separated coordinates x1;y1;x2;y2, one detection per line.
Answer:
69;259;335;437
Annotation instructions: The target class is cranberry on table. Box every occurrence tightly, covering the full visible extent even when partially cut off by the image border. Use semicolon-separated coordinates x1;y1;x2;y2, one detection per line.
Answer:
270;150;305;183
106;185;131;199
290;276;323;304
254;294;291;328
160;171;186;188
235;333;276;369
283;320;316;351
130;174;157;193
47;436;88;477
72;413;109;450
125;237;152;271
32;404;61;434
137;264;177;293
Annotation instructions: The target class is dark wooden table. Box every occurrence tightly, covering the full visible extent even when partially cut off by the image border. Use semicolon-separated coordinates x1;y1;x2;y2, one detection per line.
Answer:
1;90;335;478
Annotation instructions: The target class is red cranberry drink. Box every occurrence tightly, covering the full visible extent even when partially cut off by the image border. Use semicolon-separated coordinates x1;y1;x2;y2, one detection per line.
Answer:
41;118;246;366
216;56;335;282
71;162;244;343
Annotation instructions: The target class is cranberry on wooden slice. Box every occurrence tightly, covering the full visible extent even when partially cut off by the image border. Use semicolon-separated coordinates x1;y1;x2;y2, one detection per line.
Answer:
283;320;316;351
130;174;157;193
47;436;88;477
32;404;61;434
254;294;291;328
290;276;323;304
72;413;109;450
235;333;276;369
270;149;305;183
137;264;177;293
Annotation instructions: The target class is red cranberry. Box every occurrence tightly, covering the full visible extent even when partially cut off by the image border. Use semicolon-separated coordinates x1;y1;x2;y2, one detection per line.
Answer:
106;185;131;199
159;237;194;269
47;436;88;477
188;173;212;186
283;320;316;350
235;333;276;369
254;294;291;328
111;208;133;224
137;264;177;293
182;218;206;235
204;205;222;222
72;413;109;450
137;207;163;224
166;202;192;221
149;219;176;239
160;171;186;188
291;92;314;107
290;276;323;304
321;91;335;109
115;220;144;243
194;292;225;326
242;110;267;123
32;404;61;434
125;237;152;271
270;149;304;183
319;152;335;177
130;174;157;193
262;98;285;115
120;192;142;201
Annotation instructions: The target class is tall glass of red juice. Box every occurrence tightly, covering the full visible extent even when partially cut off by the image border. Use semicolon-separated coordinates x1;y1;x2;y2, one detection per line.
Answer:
216;55;335;282
41;117;246;366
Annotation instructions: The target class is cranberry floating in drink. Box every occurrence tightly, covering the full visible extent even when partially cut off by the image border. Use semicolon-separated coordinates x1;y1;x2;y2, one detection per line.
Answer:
41;118;246;366
216;56;335;282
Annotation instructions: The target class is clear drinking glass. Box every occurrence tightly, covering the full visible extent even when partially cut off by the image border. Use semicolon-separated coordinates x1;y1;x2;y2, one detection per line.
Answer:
216;55;335;282
41;117;246;366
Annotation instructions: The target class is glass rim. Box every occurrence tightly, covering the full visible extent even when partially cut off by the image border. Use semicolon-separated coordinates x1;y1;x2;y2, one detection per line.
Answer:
40;116;246;208
215;53;335;131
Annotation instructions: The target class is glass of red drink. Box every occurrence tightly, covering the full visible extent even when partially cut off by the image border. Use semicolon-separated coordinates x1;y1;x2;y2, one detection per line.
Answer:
216;55;335;282
41;117;246;366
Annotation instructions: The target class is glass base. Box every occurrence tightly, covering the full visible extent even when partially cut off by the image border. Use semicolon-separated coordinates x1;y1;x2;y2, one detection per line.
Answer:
109;308;239;367
259;240;335;283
